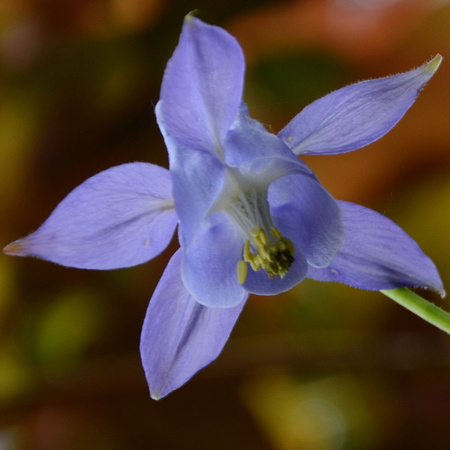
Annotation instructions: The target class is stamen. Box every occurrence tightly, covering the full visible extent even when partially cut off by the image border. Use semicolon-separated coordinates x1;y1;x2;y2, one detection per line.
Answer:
237;260;248;284
238;226;295;283
222;176;295;283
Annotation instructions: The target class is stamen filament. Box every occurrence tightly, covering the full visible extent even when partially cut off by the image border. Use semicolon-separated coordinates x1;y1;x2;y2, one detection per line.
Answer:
222;174;295;284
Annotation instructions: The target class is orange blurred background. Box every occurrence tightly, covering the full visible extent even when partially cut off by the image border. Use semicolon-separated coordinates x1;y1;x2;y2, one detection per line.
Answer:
1;0;450;448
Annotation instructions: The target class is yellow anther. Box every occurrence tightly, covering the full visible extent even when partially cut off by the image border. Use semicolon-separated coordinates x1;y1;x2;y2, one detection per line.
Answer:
237;260;248;284
256;227;267;246
237;226;295;283
284;238;295;256
244;240;252;261
271;226;282;240
249;258;260;272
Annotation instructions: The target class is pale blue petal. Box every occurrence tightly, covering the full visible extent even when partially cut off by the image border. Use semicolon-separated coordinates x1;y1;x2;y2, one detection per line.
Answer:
4;163;177;269
234;155;315;194
224;102;302;166
279;55;442;155
158;16;244;156
269;174;344;268
166;143;226;248
182;212;248;308
243;245;308;296
222;105;316;191
140;249;247;399
308;201;444;295
244;173;343;295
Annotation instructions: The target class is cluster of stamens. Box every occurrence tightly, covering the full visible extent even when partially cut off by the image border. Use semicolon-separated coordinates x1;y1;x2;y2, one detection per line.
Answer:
237;226;295;284
221;172;295;285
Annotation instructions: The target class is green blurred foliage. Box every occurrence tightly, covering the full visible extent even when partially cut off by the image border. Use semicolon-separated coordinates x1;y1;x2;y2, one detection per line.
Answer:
246;50;351;121
23;289;108;371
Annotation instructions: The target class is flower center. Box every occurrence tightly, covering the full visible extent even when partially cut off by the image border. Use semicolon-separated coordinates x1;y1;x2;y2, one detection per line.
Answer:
225;188;295;284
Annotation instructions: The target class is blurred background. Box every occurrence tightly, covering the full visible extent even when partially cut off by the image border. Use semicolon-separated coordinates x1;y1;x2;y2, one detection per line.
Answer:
1;0;450;448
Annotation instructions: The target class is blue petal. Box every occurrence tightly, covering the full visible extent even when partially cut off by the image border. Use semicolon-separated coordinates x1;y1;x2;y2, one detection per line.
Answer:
243;245;308;296
234;154;315;193
269;174;344;268
158;133;226;248
244;173;343;295
223;104;316;189
279;55;442;155
158;16;244;156
224;102;303;166
244;175;344;295
4;163;177;269
140;249;247;399
308;201;444;295
182;212;248;308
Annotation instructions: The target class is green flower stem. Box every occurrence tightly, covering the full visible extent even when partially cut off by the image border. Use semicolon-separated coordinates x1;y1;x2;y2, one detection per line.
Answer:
380;288;450;334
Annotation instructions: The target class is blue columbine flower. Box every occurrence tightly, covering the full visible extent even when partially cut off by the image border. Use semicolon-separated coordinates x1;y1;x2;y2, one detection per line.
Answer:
3;16;444;399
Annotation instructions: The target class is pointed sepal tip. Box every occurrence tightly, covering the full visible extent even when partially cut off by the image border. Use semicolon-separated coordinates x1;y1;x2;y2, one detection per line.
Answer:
425;54;443;74
3;239;26;256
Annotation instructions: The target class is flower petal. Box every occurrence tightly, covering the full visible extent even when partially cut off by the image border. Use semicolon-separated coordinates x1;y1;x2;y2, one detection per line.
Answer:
182;212;248;308
269;174;344;268
4;163;177;269
307;201;444;295
159;134;226;247
243;245;309;296
140;249;247;399
279;55;442;155
224;102;303;166
244;173;343;295
158;16;244;156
